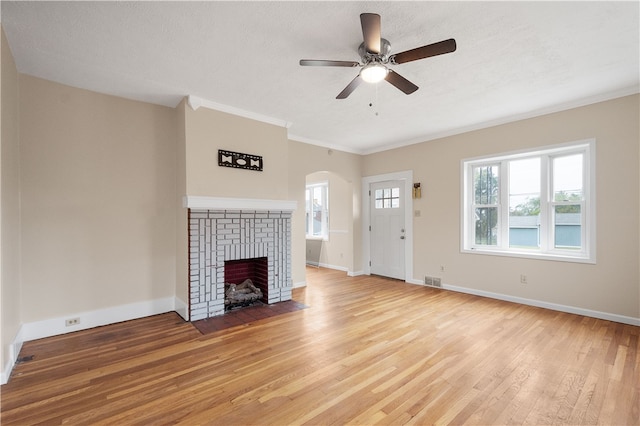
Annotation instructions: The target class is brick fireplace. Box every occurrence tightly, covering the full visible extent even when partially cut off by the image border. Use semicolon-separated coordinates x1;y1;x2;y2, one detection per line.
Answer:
185;196;296;321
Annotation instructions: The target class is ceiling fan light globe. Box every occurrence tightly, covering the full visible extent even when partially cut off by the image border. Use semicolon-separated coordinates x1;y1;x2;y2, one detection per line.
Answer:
360;63;388;83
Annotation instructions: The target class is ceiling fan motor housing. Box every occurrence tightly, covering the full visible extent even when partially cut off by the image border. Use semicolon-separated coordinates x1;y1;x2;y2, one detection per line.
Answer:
359;38;392;65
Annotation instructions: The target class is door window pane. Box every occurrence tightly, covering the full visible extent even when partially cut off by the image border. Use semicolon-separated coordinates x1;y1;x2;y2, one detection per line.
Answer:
375;187;400;209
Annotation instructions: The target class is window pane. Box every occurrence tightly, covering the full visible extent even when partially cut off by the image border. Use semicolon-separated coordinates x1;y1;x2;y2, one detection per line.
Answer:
312;206;322;237
305;189;310;234
306;183;329;239
554;205;581;249
553;154;583;201
474;165;499;205
374;186;400;209
311;186;324;236
509;158;540;248
475;207;498;245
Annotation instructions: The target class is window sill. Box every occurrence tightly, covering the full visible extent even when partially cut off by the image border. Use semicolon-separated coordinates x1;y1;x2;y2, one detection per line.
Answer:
461;247;595;264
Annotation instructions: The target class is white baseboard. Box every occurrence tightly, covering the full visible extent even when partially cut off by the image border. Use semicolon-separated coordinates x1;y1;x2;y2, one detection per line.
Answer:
405;277;639;326
292;280;307;288
1;296;186;384
19;297;176;342
1;332;23;385
304;260;364;278
175;296;189;321
306;261;349;273
306;262;365;277
441;283;640;326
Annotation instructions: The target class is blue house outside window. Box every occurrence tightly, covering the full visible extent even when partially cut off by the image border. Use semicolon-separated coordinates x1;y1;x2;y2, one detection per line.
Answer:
509;213;581;248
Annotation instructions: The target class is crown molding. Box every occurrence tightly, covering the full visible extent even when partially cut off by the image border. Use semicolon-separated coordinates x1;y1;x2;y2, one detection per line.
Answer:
187;95;292;129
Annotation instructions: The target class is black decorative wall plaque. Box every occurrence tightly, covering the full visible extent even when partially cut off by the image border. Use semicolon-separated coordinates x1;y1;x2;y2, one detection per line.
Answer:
218;150;263;172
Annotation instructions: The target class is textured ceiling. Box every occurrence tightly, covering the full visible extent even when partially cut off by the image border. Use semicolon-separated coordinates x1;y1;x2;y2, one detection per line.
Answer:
2;1;638;154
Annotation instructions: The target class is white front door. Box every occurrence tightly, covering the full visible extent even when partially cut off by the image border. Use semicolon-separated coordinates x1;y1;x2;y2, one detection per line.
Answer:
370;180;406;280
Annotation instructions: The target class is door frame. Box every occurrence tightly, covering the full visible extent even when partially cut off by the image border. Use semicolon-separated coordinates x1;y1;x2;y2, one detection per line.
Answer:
362;170;414;282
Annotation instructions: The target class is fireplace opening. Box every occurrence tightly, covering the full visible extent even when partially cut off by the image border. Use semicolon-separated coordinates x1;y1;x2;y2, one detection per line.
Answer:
224;257;268;310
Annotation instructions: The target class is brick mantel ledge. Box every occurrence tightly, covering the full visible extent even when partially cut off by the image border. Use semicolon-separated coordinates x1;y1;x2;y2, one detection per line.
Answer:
183;196;297;212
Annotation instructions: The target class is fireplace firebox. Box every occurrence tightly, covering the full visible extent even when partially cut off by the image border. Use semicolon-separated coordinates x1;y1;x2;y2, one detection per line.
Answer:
224;257;268;303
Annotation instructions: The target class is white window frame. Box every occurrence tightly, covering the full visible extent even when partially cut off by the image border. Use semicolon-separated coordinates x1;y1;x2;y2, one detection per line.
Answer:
305;181;329;240
461;140;596;263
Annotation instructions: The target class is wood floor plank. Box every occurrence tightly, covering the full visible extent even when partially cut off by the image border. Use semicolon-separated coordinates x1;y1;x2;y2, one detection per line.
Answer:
1;267;638;425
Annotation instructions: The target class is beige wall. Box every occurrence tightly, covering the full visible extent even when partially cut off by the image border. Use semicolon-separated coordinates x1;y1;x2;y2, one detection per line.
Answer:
288;141;362;284
19;75;178;322
363;95;640;319
175;100;188;312
1;26;21;378
184;106;289;200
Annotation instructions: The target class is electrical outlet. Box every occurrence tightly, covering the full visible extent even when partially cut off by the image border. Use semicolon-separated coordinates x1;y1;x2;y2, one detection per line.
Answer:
65;318;80;327
440;265;445;272
520;274;527;284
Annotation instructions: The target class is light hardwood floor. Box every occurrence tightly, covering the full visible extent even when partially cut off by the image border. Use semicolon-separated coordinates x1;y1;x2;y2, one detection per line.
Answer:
2;267;638;425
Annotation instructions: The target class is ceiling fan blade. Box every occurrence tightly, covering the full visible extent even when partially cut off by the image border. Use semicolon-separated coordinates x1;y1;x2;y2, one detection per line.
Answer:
385;70;418;95
360;13;381;54
300;59;360;67
336;75;363;99
391;38;457;64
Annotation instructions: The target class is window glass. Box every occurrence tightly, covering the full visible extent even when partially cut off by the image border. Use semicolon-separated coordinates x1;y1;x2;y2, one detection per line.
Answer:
375;187;400;209
462;141;593;262
475;207;498;245
553;154;583;201
473;165;499;205
554;205;582;250
306;183;329;239
509;158;541;249
472;165;499;246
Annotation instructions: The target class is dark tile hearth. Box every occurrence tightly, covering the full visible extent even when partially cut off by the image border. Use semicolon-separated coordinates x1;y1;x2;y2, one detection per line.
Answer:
191;300;308;335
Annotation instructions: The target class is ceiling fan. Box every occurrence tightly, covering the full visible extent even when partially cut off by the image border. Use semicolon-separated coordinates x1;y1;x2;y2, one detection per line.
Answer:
300;13;456;99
